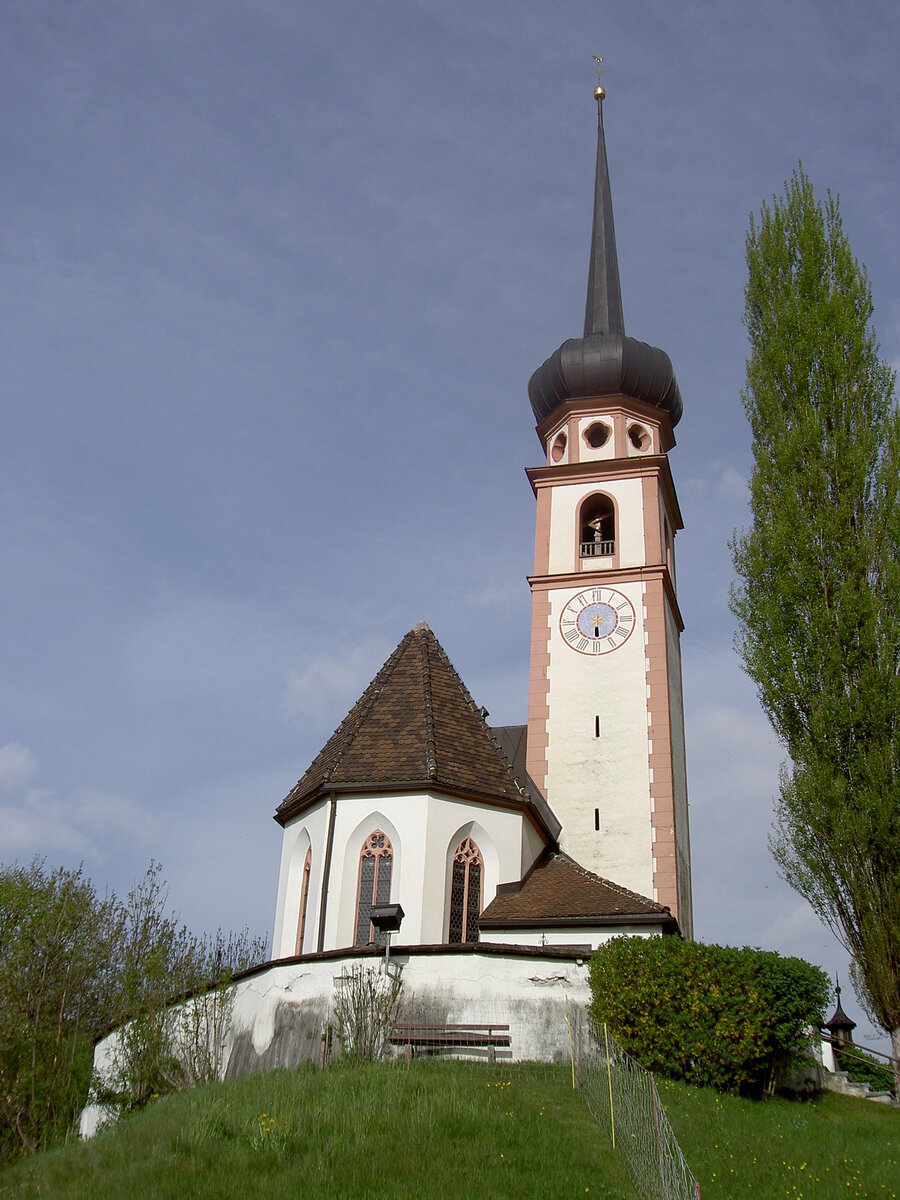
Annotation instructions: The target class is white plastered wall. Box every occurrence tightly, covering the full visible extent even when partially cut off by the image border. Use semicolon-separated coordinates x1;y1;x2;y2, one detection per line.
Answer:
482;924;662;950
665;601;693;937
316;791;536;952
272;799;330;960
547;477;645;574
544;579;653;899
576;416;616;462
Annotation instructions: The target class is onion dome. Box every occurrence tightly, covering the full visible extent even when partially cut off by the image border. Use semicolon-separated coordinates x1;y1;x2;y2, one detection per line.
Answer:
528;88;683;428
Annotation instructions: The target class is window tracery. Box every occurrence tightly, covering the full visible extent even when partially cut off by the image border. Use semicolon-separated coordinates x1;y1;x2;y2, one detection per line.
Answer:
354;830;394;946
448;836;483;944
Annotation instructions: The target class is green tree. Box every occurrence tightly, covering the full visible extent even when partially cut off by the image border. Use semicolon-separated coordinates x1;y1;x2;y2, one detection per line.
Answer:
0;858;267;1159
730;166;900;1092
0;860;122;1161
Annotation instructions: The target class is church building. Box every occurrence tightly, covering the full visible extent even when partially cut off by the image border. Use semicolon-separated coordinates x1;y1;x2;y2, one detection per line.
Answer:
271;83;692;965
82;89;696;1115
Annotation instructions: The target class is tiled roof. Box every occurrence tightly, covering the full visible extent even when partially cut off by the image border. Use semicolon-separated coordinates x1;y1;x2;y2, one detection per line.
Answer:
479;851;674;926
276;623;538;824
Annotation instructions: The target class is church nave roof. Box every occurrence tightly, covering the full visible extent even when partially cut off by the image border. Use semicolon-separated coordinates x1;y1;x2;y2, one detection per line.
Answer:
276;622;556;836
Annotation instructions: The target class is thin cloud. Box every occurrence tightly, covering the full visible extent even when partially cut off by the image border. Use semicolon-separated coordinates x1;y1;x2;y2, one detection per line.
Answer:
285;637;390;725
0;742;38;792
684;460;748;505
0;786;152;862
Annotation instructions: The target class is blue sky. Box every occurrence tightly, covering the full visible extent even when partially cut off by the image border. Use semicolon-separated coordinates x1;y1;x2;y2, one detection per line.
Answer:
2;1;898;1048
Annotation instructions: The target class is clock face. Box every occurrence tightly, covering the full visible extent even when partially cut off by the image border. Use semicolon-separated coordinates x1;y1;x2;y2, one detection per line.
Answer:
560;588;636;655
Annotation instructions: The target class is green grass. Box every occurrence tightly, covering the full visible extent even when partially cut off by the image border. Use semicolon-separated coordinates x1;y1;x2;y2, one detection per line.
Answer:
0;1061;637;1199
1;1061;896;1199
659;1076;898;1199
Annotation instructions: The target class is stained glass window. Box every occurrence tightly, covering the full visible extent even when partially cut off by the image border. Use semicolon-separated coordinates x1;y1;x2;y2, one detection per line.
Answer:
354;830;393;946
447;837;483;944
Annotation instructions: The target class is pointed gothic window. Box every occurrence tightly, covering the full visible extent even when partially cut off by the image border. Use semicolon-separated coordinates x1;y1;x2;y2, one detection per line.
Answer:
294;846;312;956
448;837;483;944
354;830;394;946
580;494;616;558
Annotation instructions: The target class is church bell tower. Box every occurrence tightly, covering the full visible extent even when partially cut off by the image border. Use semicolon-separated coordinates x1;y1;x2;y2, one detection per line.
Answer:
525;86;693;935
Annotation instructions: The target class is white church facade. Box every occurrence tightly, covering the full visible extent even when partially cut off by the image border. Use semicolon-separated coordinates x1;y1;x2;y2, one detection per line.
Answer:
270;618;677;965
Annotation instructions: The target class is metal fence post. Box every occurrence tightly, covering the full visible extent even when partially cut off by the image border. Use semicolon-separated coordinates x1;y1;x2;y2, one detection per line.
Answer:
603;1023;616;1150
650;1071;667;1200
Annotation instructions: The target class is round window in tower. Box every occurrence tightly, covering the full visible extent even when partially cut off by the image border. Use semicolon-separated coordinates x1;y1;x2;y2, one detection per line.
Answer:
551;431;567;462
583;421;611;449
628;423;651;452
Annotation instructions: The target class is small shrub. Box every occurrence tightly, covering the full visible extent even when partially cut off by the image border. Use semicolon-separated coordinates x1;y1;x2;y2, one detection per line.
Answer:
588;936;829;1096
835;1045;895;1091
333;965;402;1061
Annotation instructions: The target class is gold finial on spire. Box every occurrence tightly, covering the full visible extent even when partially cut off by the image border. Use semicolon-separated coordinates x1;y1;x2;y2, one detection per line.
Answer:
592;55;606;103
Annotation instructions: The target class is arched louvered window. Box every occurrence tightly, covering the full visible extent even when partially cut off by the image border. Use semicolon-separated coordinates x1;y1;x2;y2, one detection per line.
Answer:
448;837;483;944
294;846;312;956
355;830;394;946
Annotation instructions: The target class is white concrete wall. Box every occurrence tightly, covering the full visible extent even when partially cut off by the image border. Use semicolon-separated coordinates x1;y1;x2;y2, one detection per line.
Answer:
226;948;591;1066
544;580;653;898
79;946;595;1136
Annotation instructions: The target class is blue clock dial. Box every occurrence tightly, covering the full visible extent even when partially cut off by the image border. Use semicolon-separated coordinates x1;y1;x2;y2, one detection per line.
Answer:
576;602;618;639
560;589;635;655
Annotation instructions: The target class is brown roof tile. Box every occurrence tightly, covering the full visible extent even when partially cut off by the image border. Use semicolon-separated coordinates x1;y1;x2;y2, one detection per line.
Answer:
479;851;674;926
276;623;537;824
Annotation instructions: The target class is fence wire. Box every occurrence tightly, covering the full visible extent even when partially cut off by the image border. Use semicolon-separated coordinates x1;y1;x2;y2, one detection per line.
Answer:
579;1023;700;1200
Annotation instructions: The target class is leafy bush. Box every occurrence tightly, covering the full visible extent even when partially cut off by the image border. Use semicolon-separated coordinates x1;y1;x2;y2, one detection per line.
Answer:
588;936;829;1096
835;1045;895;1091
0;861;121;1162
0;858;267;1162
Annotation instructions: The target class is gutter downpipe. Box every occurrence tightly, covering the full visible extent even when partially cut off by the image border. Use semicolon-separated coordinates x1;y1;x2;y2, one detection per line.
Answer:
317;791;338;953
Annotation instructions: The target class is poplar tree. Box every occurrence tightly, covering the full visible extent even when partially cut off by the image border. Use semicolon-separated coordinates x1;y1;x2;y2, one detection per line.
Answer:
730;167;900;1087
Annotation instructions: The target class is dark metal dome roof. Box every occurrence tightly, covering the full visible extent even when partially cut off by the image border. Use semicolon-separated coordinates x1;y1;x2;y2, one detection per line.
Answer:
528;91;683;428
529;331;682;426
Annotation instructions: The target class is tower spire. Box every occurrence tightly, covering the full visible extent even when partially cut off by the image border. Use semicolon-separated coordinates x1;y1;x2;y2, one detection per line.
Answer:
584;86;625;338
527;81;682;429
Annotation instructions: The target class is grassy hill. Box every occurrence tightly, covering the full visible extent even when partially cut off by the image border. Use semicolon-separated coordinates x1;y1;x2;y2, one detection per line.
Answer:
0;1061;896;1199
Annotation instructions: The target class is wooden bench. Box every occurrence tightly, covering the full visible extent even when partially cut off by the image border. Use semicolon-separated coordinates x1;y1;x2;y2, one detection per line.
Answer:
389;1022;511;1061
